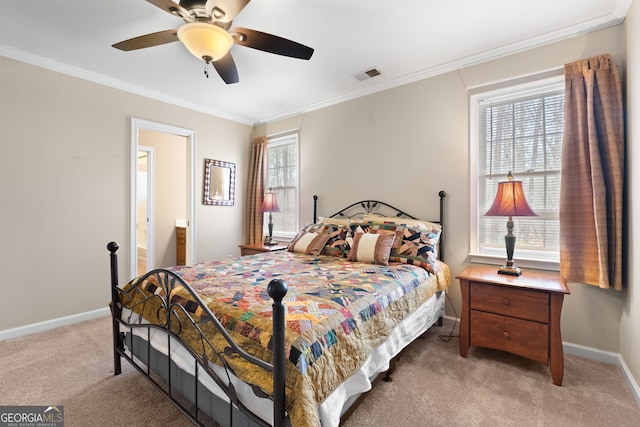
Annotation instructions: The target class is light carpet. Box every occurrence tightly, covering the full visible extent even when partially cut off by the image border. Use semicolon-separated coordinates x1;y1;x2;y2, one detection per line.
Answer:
1;316;639;426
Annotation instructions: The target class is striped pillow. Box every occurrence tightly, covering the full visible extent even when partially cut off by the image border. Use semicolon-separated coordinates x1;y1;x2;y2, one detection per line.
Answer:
347;232;396;265
293;223;350;257
287;231;331;255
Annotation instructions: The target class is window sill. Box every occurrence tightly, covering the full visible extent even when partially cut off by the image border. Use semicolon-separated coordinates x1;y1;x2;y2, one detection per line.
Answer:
469;253;559;272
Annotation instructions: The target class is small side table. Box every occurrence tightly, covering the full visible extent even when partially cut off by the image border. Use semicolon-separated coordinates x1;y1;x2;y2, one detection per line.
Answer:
239;243;288;256
176;226;187;265
456;264;570;385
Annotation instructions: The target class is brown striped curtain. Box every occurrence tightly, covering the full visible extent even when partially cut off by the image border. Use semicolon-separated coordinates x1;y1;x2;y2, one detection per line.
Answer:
246;136;267;244
559;54;625;291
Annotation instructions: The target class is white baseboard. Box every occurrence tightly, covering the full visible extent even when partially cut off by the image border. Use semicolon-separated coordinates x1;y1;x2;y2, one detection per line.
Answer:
0;307;110;341
617;355;640;408
564;341;640;408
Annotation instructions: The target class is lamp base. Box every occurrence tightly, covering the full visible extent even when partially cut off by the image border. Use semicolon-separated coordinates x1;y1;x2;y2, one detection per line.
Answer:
264;238;279;246
497;265;522;276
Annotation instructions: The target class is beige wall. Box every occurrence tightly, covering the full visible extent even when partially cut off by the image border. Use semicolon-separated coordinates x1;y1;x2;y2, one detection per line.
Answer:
0;56;251;330
1;13;637;391
622;0;640;389
259;25;628;355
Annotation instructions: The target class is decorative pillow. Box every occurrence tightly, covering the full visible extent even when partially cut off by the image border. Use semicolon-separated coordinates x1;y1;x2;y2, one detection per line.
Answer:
347;232;396;265
361;214;441;232
287;231;331;255
293;223;350;257
389;226;442;274
347;222;402;251
321;226;349;257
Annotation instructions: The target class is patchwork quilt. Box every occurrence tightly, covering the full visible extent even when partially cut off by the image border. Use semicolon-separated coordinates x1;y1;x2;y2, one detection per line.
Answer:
121;251;450;427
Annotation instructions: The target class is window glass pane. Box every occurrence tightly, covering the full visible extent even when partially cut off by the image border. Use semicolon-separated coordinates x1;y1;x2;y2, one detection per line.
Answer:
477;84;564;262
270;187;296;232
266;134;299;236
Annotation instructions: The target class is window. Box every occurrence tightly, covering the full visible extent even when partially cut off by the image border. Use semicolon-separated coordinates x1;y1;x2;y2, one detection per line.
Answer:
265;133;299;239
470;76;564;269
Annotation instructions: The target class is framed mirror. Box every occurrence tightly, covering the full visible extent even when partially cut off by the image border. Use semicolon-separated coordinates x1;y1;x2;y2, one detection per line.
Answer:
203;159;236;206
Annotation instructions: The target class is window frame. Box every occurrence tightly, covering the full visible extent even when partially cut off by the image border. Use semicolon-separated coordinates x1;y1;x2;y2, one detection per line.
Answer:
265;132;300;241
469;75;564;272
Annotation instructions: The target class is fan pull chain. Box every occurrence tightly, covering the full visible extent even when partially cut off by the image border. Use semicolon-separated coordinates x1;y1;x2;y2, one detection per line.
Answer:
204;61;210;79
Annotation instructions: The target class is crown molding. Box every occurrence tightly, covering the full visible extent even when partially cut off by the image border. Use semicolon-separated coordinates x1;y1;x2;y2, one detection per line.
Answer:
0;4;628;128
257;11;627;125
0;44;254;125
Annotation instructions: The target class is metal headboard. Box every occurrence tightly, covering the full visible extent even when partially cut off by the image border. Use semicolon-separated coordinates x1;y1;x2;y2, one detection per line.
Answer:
312;191;447;261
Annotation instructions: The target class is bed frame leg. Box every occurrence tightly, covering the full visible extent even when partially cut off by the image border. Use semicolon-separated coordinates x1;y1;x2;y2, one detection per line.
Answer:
383;357;399;382
108;241;122;376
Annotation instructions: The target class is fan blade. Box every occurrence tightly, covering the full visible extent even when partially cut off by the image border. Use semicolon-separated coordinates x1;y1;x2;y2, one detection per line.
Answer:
231;27;314;60
206;0;251;23
213;52;239;84
146;0;190;19
112;29;179;51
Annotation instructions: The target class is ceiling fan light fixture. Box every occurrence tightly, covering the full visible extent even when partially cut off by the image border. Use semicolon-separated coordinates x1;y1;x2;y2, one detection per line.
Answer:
177;22;233;62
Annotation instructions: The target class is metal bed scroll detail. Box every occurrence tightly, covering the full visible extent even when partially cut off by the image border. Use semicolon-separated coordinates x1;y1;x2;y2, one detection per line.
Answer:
108;241;288;426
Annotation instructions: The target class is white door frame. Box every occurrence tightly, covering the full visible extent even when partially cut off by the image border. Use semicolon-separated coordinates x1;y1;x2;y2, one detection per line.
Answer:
130;118;196;278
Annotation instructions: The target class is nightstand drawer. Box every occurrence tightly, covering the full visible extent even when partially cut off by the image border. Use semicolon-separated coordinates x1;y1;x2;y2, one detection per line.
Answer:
470;282;549;323
471;310;549;364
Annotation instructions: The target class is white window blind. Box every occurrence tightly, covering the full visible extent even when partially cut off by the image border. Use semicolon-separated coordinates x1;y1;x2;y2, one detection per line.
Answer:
266;133;299;238
473;78;564;265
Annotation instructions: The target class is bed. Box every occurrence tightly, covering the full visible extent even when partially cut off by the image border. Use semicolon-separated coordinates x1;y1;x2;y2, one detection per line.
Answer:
108;192;449;427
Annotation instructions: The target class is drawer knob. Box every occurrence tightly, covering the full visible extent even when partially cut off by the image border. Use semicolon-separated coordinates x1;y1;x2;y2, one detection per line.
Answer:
503;298;511;306
503;331;511;339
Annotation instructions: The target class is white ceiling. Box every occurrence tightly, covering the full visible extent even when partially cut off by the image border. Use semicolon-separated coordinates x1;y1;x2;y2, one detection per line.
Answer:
0;0;631;125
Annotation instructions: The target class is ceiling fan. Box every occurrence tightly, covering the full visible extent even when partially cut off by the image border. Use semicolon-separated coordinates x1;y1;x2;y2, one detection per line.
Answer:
112;0;314;84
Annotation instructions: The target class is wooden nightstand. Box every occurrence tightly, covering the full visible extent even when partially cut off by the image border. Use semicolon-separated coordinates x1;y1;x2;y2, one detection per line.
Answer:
176;226;187;265
239;243;288;256
456;264;570;386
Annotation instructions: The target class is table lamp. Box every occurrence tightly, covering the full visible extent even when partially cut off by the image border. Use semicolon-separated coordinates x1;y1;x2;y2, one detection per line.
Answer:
261;189;281;245
484;172;537;276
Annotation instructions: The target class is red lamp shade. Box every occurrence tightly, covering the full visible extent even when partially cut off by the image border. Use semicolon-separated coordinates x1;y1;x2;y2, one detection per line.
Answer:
261;192;281;213
484;176;536;218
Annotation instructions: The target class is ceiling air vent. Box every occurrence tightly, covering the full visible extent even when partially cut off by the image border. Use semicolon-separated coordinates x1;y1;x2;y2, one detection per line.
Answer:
353;67;381;81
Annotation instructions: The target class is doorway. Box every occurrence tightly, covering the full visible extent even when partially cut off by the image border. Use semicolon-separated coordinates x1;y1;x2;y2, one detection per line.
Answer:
136;146;154;273
130;118;195;278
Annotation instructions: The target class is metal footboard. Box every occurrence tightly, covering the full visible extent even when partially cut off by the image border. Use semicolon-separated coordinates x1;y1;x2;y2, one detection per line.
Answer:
107;242;288;427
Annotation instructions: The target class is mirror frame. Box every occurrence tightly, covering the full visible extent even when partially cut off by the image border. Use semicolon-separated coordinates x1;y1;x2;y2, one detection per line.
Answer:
203;159;236;206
